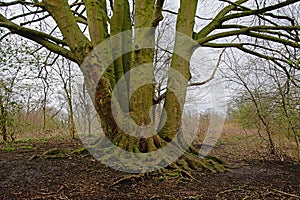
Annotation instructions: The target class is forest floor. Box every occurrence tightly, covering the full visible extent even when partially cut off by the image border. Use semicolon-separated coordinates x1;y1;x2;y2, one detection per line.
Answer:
1;126;300;200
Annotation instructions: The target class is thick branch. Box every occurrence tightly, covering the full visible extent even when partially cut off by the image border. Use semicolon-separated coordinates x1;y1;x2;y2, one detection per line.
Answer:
158;0;198;141
84;0;109;46
134;0;155;28
247;31;300;48
218;25;300;32
194;0;249;39
151;0;165;27
0;13;66;45
43;0;92;64
218;24;300;40
0;14;76;61
197;27;300;48
33;39;77;62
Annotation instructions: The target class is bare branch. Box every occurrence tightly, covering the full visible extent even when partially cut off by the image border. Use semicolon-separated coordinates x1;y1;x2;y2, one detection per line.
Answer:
9;9;45;21
221;0;300;22
189;44;227;87
0;0;35;6
203;42;294;65
20;14;51;26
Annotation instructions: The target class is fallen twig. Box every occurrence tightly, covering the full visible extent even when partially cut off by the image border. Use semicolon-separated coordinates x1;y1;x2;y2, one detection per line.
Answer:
272;189;300;199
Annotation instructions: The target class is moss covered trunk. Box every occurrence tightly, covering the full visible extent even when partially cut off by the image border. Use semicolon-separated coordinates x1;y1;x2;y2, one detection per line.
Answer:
42;0;224;173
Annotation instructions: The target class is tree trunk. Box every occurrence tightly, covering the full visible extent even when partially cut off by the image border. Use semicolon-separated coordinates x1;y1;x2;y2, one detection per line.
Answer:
43;0;224;173
0;97;8;142
67;95;76;139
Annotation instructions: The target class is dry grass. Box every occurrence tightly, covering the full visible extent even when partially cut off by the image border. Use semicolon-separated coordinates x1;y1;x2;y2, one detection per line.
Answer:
2;112;299;164
208;120;300;163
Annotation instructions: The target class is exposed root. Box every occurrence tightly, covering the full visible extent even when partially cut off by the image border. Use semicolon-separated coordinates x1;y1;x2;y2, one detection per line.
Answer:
110;174;145;187
165;163;196;181
109;154;226;187
42;148;66;156
70;147;88;155
176;153;226;173
163;154;226;181
29;147;89;160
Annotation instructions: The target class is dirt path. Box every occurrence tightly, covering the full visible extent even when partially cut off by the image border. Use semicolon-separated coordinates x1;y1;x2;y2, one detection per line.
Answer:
1;138;300;199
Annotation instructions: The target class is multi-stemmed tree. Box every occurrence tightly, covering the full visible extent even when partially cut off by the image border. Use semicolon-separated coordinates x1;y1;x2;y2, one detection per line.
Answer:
0;0;299;172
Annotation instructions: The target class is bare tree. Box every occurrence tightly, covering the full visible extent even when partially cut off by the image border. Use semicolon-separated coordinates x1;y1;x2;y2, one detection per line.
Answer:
52;58;77;139
224;53;300;160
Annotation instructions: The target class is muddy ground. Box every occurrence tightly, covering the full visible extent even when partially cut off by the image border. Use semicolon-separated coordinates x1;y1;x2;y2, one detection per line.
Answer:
0;137;300;200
